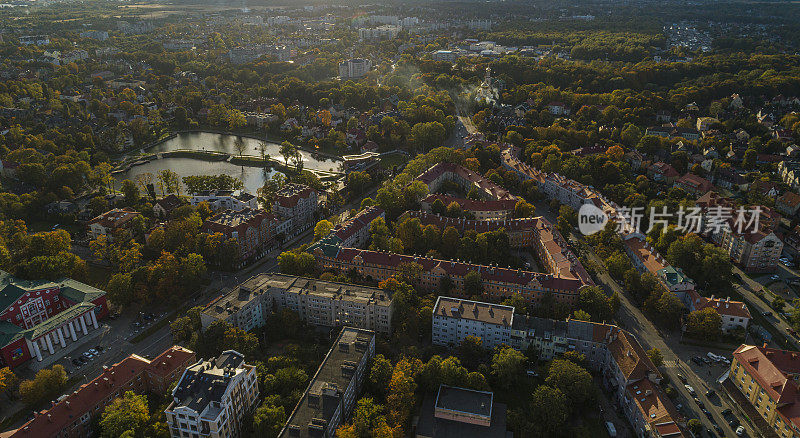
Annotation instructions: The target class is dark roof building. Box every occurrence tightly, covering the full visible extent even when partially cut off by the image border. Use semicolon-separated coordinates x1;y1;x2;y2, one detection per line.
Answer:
416;385;509;438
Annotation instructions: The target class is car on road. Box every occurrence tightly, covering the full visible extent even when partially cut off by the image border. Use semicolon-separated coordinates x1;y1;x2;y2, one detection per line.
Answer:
729;418;740;428
772;274;781;281
695;399;705;409
765;311;773;317
714;425;724;436
88;348;98;355
706;388;716;397
788;327;797;336
721;408;732;416
736;426;745;436
71;358;82;367
677;373;687;383
684;384;695;395
703;409;713;420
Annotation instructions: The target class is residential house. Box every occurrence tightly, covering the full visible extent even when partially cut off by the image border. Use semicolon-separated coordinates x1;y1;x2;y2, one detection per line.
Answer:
674;173;713;197
87;208;142;241
647;162;680;184
153;194;183;219
776;191;800;218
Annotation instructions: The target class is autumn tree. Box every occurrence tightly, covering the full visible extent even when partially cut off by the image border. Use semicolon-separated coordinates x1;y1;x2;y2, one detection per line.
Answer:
100;391;150;438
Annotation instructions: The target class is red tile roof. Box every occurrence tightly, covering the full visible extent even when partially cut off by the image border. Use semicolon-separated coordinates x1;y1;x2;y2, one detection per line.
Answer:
422;194;517;212
6;346;195;438
688;290;750;319
734;345;800;407
88;208;141;229
416;162;516;201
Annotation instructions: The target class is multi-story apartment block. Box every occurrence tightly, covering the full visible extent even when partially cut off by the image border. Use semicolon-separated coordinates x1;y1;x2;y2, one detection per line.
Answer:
201;208;277;263
279;327;375;438
417;162;516;202
200;273;394;334
190;190;258;212
312;243;588;306
165;350;259;438
687;291;751;333
730;345;800;438
717;226;783;273
402;211;593;286
338;58;372;79
7;346;195;438
272;183;319;232
431;296;685;437
420;194;517;220
316;206;385;249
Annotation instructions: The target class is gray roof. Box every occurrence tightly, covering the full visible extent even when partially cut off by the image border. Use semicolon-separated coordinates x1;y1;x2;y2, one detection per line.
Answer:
416;387;510;438
171;350;247;414
279;327;375;438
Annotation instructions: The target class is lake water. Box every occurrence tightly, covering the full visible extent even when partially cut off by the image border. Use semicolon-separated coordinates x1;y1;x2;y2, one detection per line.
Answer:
114;157;283;195
114;132;344;195
148;132;342;172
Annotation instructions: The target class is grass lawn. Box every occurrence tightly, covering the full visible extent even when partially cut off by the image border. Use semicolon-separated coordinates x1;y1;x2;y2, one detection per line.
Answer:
379;152;409;169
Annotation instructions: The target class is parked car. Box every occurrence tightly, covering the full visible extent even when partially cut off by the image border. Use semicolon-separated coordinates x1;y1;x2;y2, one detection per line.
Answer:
772;274;781;281
736;426;745;436
692;356;705;366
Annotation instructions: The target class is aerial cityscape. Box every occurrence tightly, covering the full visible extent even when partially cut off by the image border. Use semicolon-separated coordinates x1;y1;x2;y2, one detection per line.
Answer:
0;0;799;437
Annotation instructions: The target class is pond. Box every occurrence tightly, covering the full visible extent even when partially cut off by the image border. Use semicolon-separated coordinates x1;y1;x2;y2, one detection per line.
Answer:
114;157;283;195
147;132;342;173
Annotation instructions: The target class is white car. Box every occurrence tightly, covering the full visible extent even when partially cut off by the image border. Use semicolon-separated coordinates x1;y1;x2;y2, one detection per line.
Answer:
684;384;695;395
736;426;745;436
771;275;781;281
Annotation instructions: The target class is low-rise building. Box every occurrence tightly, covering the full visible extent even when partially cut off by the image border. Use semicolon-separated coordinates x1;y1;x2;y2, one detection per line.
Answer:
87;208;142;241
200;273;394;334
776;191;800;218
416;385;509;438
6;346;195;438
420;194;517;220
730;345;800;438
153;194;184;219
315;206;385;252
165;350;259;438
279;327;375;438
674;173;713;198
190;190;258;212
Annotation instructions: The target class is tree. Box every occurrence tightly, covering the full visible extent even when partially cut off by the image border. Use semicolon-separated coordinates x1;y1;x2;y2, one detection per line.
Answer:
251;397;286;438
100;391;150;438
529;385;568;436
647;348;664;367
18;365;67;406
314;220;334;241
368;355;393;398
233;136;247;158
337;398;397;438
386;358;420;427
463;270;483;297
578;286;618;322
686;307;722;341
121;180;140;205
0;367;18;400
545;359;595;411
491;346;526;389
514;200;536;218
279;141;299;170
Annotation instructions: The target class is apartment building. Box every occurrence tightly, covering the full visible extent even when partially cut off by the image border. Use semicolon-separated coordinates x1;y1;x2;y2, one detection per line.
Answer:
316;206;385;249
201;208;277;262
403;211;593;286
420;194;517;220
687;291;751;333
272;183;319;232
730;345;800;438
279;327;375;438
338;58;372;79
190;190;258;212
431;296;685;437
622;234;695;300
7;346;195;438
201;273;394;334
311;244;588;306
416;162;516;202
165;350;259;438
718;226;784;273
